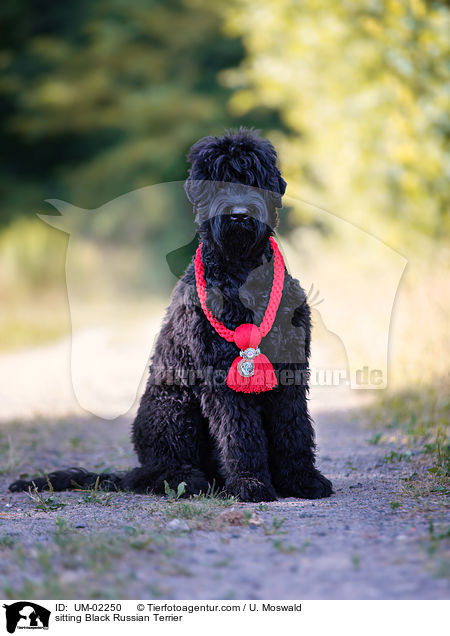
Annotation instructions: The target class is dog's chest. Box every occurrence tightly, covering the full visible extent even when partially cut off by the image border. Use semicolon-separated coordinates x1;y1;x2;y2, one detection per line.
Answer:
206;272;272;330
182;259;309;368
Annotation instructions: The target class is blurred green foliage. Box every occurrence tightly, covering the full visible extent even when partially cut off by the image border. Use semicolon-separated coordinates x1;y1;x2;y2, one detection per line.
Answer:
0;0;281;227
0;0;449;315
1;0;448;242
219;0;450;241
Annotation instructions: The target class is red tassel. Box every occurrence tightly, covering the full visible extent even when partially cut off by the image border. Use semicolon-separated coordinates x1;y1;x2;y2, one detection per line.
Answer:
226;353;277;393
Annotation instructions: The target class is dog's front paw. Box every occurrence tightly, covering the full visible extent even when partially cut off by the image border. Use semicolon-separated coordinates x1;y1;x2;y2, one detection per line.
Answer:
277;470;333;500
226;476;277;502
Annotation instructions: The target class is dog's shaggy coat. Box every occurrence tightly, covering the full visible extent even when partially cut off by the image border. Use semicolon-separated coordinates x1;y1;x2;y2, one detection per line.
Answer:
10;128;332;501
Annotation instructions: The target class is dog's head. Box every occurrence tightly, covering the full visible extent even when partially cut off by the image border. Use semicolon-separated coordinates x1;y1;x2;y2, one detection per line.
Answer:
184;128;286;258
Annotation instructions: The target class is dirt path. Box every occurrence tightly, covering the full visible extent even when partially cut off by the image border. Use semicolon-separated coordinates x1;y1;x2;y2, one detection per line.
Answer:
0;337;448;600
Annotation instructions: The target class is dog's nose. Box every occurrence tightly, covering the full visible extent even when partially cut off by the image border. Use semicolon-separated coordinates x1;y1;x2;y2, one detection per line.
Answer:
229;206;249;221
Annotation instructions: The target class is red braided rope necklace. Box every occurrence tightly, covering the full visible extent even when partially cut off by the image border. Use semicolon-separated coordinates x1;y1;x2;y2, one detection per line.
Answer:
194;236;285;393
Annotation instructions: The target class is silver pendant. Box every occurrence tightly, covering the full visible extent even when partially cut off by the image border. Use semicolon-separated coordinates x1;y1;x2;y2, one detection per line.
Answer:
237;358;255;378
237;347;261;378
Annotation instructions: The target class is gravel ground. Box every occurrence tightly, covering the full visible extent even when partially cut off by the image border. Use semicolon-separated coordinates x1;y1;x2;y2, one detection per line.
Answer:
1;397;448;600
0;329;448;600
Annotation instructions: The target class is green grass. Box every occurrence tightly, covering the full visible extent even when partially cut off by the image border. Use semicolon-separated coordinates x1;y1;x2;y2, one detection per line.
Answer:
163;484;238;529
364;380;449;578
163;480;187;500
22;478;68;512
263;515;286;536
367;380;449;497
384;450;413;464
367;433;383;445
272;539;298;554
1;516;172;599
0;536;16;549
421;521;450;578
0;490;284;599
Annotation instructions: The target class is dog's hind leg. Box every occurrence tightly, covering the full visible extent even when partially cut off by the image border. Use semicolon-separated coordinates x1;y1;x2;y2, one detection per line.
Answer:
130;384;212;496
120;462;210;496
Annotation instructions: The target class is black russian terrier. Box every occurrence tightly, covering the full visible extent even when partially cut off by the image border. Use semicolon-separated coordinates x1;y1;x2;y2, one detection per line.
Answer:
10;128;332;502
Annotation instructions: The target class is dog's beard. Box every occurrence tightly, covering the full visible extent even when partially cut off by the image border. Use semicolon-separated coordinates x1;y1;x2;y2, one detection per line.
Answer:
200;214;270;260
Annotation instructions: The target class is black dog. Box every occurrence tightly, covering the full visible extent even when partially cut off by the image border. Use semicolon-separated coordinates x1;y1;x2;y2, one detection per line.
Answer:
10;128;332;502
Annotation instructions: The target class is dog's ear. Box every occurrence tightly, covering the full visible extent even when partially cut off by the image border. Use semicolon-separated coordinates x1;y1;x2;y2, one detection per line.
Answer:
184;178;217;210
184;179;196;205
185;135;217;205
270;174;286;209
186;135;215;166
184;179;210;208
